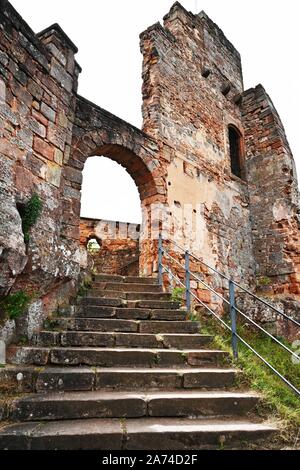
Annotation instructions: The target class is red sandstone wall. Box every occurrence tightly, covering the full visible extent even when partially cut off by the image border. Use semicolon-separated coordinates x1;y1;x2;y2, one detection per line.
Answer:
242;85;300;296
79;218;140;276
0;2;82;341
140;3;254;290
0;2;81;297
1;0;300;342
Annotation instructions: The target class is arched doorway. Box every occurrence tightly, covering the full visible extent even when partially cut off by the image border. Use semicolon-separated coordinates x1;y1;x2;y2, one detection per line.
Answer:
80;156;142;223
65;118;166;276
80;155;142;275
65;97;167;276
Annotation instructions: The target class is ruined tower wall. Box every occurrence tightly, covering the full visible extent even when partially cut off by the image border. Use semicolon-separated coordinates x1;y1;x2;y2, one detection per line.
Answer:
0;1;165;344
1;0;300;343
140;3;254;286
0;1;82;341
242;85;300;295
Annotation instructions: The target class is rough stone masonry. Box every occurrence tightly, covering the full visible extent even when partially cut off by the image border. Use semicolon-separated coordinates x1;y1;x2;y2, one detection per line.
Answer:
0;0;299;343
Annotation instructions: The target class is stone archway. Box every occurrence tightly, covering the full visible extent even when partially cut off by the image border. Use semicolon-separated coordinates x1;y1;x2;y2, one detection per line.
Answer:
62;96;167;276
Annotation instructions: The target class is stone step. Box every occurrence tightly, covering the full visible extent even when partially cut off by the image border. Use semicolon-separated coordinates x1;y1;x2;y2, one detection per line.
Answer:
7;346;228;367
95;274;123;282
89;291;171;301
77;307;187;321
124;276;158;285
1;365;238;392
7;390;260;421
93;282;163;293
33;331;212;349
0;417;277;450
78;297;125;307
95;367;238;391
54;318;200;334
132;300;180;309
95;275;157;285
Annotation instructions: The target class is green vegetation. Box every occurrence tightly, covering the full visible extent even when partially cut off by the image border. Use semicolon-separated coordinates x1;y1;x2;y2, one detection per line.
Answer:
201;314;300;433
0;291;31;320
43;315;61;330
87;238;101;255
78;276;93;297
188;310;199;321
20;193;42;243
171;287;185;304
256;276;272;286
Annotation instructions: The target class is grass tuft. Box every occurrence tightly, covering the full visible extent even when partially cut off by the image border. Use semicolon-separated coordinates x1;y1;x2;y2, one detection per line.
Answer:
201;315;300;435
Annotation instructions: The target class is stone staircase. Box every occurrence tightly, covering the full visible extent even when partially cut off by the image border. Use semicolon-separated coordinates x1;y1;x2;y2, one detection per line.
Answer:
0;274;277;449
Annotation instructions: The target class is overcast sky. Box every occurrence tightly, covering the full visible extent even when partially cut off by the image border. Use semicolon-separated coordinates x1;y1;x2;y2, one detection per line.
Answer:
11;0;300;223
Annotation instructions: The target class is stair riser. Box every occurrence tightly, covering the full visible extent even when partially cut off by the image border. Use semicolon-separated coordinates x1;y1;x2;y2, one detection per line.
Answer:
78;298;181;310
133;301;181;310
52;318;200;334
8;396;259;421
75;307;187;321
95;275;157;285
0;432;123;450
124;429;275;451
7;347;227;367
34;332;212;349
0;428;275;450
0;368;238;393
124;277;158;285
88;291;171;301
94;283;163;293
78;298;125;307
96;371;237;390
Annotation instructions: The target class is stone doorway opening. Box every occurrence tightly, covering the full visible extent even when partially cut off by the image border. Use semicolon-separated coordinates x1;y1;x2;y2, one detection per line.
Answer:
79;154;143;276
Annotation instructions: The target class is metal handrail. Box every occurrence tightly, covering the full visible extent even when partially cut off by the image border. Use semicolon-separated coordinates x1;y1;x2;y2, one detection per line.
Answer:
164;245;299;361
189;270;230;306
158;234;300;398
163;237;300;328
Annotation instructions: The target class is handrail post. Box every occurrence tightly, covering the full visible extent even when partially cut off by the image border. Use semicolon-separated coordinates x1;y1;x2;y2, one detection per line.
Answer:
229;280;238;359
158;232;163;286
185;250;191;312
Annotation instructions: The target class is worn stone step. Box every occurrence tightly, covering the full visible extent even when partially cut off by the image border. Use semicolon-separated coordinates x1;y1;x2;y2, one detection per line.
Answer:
53;318;199;334
8;390;260;422
7;346;228;367
33;331;212;349
0;418;123;450
124;417;277;450
124;276;158;285
94;274;124;283
89;291;171;301
96;367;238;390
54;317;139;333
78;297;125;307
94;275;157;285
0;417;277;450
76;307;187;321
1;365;238;392
94;282;163;293
139;320;200;334
113;333;212;350
133;300;180;309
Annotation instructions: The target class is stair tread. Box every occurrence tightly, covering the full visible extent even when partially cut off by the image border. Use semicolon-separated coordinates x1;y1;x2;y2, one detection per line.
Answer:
13;390;260;402
39;330;209;337
9;346;226;353
0;417;277;435
1;364;238;373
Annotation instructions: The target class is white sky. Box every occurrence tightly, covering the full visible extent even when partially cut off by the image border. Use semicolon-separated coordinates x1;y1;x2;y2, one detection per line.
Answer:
11;0;300;224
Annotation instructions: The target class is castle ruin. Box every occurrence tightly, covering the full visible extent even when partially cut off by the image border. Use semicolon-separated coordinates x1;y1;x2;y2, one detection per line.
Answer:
1;0;299;343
